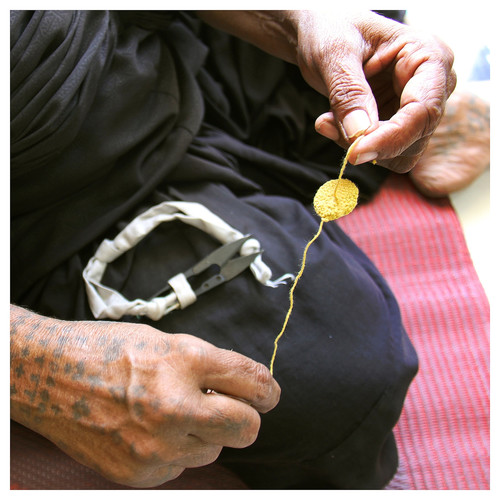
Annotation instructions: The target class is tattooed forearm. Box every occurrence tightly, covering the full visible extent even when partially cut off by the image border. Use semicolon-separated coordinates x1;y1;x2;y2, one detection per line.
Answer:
10;305;167;446
11;305;70;429
11;306;123;431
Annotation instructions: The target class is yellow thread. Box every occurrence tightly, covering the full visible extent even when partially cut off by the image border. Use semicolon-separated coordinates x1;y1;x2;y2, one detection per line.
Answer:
269;137;363;375
336;136;362;187
269;219;324;375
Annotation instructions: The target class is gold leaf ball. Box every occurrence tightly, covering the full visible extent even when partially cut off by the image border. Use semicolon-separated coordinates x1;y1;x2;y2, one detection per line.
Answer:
313;178;359;221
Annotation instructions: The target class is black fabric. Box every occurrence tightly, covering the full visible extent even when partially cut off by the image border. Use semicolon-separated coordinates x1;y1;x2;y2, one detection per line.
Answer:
10;11;417;489
374;10;406;23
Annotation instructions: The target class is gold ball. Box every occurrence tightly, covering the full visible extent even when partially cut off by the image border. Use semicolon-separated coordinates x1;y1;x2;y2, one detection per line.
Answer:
313;178;359;221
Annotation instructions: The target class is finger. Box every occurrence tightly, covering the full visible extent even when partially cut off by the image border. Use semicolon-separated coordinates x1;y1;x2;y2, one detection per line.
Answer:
373;140;429;173
199;345;281;414
170;334;280;413
348;101;435;172
350;54;455;171
188;391;262;448
173;436;223;468
325;50;380;140
315;112;340;142
392;35;456;103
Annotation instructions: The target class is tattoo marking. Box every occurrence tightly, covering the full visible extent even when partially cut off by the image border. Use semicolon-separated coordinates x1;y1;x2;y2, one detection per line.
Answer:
72;397;90;420
51;404;62;415
103;338;126;363
14;364;25;378
133;402;144;420
24;389;36;403
109;386;127;404
34;355;45;367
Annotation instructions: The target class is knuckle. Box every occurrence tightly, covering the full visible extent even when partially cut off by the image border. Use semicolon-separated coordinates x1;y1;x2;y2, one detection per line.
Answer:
380;155;418;174
229;412;261;448
249;362;276;405
401;100;443;143
161;394;197;430
187;445;223;467
423;98;445;137
198;405;230;429
428;33;455;68
195;405;260;449
128;436;161;464
244;413;262;443
172;334;208;364
328;71;367;112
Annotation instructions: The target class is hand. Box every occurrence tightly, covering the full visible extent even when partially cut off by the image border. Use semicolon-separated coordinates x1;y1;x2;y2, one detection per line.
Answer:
197;10;456;173
10;305;280;487
291;10;456;172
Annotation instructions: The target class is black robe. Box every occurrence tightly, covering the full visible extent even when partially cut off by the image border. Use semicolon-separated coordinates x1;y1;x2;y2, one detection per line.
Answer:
11;11;417;489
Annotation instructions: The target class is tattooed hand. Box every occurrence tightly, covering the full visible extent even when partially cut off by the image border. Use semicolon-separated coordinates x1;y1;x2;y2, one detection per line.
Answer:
10;305;280;487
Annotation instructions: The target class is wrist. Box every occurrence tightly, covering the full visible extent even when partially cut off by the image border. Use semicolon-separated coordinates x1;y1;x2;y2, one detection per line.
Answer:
11;306;53;429
197;10;299;65
10;306;84;433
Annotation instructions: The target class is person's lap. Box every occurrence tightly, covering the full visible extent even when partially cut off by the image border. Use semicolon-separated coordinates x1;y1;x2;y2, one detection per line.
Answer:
100;181;418;488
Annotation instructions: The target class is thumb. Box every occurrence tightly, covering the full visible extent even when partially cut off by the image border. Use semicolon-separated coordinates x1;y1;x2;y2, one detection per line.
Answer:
324;49;379;143
314;55;379;153
327;55;379;141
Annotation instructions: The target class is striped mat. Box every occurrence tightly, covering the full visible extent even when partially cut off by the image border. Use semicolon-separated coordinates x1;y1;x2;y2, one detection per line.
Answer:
338;173;490;490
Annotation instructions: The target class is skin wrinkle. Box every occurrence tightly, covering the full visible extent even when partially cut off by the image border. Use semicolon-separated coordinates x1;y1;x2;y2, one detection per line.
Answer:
328;69;369;113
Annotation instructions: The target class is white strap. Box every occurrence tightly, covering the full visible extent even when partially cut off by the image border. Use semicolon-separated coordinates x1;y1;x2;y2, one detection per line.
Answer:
83;201;292;320
168;273;197;309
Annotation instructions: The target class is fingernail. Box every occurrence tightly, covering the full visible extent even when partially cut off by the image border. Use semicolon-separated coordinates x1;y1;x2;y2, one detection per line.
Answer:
353;151;378;165
342;110;371;139
315;117;340;141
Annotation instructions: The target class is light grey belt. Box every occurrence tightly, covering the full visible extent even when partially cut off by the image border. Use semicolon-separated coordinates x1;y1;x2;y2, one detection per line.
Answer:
83;200;293;320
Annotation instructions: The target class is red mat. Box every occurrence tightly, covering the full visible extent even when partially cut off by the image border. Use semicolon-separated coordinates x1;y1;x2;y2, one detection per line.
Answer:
338;173;490;490
10;173;490;489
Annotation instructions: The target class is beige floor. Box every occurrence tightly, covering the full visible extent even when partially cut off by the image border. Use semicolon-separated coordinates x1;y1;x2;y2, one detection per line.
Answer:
450;166;492;302
446;80;491;303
